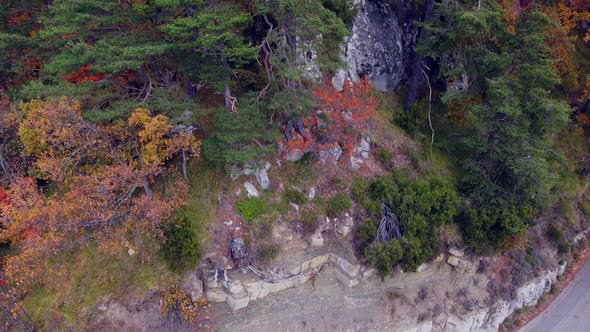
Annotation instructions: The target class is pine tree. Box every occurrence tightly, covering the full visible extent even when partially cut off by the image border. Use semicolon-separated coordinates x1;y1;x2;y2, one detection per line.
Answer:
422;0;572;249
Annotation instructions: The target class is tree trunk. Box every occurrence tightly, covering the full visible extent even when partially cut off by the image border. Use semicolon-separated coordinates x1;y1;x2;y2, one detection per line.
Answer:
0;147;12;176
181;149;188;179
224;85;232;110
143;176;153;198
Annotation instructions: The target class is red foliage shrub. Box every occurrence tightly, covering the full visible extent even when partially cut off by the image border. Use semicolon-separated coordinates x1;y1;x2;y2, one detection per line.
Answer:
64;65;107;83
282;79;377;161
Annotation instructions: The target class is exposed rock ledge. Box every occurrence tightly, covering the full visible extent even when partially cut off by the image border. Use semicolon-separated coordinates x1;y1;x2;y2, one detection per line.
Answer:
407;268;563;332
212;251;567;331
205;253;372;311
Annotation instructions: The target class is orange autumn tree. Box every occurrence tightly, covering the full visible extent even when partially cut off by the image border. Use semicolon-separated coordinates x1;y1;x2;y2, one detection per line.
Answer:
18;98;109;181
282;79;377;162
542;0;590;91
129;108;200;180
0;98;199;315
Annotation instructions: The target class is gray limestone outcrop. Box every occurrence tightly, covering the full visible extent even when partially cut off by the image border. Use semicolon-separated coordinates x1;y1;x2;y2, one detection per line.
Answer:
333;0;404;92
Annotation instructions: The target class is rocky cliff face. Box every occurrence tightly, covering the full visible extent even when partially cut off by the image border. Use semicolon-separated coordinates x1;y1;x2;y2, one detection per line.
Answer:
333;0;404;92
426;267;562;332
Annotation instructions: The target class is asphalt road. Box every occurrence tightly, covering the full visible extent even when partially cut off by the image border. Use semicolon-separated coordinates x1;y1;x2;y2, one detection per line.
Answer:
521;259;590;332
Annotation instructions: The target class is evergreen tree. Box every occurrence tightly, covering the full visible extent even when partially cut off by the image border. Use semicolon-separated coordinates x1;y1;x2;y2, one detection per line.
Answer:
23;0;173;121
422;1;572;249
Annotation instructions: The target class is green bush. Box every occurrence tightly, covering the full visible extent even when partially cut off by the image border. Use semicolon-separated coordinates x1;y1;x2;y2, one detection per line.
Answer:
393;107;418;134
284;189;308;205
161;216;202;271
354;171;460;275
352;179;380;214
459;207;529;253
299;209;320;234
236;197;273;224
557;198;574;220
546;224;564;243
580;200;590;220
325;193;352;217
398;234;433;272
204;100;277;167
358;220;378;245
558;241;571;254
365;240;403;278
375;147;395;171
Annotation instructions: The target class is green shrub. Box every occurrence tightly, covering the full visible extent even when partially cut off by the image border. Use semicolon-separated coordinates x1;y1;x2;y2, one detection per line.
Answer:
325;193;352;217
204;100;277;167
393;107;418;134
355;171;460;274
387;291;401;300
580;199;590;220
299;209;320;234
352;178;380;214
330;177;346;190
375;147;395;171
558;241;571;254
365;240;403;278
546;224;564;243
358;220;378;245
284;189;308;205
459;207;529;253
161;216;202;271
236;197;273;224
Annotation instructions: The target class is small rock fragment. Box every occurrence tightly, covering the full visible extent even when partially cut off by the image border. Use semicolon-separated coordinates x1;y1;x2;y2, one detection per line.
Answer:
449;247;464;257
307;187;316;200
290;202;300;212
416;263;428;273
310;229;324;247
244;181;259;197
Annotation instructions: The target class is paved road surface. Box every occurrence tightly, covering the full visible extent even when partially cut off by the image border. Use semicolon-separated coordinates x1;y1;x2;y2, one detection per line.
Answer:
521;259;590;332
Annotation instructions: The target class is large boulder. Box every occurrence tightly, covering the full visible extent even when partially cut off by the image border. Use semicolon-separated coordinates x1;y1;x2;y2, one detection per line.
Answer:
333;0;404;92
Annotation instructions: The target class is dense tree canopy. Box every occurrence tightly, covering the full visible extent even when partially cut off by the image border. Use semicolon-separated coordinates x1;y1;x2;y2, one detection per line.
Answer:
0;0;589;327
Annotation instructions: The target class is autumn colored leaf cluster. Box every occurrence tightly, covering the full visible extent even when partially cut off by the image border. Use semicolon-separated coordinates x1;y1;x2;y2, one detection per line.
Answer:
64;65;107;83
282;79;377;162
0;186;8;213
161;286;212;325
129;108;201;167
0;98;200;311
540;0;590;92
